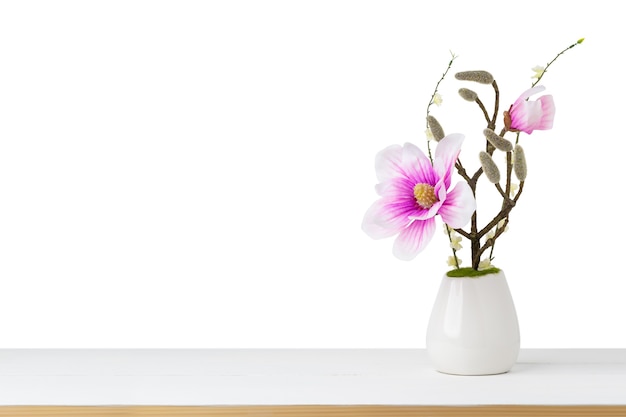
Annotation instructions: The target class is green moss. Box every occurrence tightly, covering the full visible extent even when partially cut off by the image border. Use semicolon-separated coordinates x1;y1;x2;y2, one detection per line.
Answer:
446;267;501;278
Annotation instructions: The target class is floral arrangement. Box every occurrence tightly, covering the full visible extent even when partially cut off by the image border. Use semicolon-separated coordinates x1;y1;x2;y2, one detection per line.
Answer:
362;39;583;276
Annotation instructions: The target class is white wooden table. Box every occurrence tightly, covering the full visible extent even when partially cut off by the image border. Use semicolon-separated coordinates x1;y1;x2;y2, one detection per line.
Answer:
0;349;624;416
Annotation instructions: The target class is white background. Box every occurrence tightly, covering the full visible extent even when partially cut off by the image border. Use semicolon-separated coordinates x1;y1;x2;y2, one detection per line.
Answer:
0;1;622;348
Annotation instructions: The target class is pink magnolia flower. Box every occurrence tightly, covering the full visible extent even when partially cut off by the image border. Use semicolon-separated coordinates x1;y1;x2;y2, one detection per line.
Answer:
362;134;476;261
506;85;555;134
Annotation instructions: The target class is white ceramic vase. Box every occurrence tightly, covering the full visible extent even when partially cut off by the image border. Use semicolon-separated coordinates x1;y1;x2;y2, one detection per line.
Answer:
426;269;520;375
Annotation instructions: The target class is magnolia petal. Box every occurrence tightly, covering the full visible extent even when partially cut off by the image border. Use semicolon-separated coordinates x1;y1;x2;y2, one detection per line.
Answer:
520;100;544;133
510;85;555;134
375;176;418;200
434;174;448;203
392;218;436;261
402;142;436;185
435;133;464;173
537;95;555;130
374;144;403;182
434;133;464;188
408;201;440;221
362;199;412;239
437;181;476;228
514;85;546;106
402;141;428;162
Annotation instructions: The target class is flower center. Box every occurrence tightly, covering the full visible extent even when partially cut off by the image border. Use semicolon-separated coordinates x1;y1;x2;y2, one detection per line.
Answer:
413;183;438;209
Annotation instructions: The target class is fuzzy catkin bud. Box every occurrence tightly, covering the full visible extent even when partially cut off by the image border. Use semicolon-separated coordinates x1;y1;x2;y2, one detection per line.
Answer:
513;144;527;181
483;128;513;152
455;71;494;85
427;115;445;141
479;151;500;183
458;88;478;102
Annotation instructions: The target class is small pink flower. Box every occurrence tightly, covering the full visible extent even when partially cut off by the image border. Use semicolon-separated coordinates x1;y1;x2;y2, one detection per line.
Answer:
505;85;555;134
362;134;476;261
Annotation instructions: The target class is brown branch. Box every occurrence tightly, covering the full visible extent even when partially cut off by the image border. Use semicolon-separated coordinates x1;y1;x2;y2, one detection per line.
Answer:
490;80;499;129
495;183;507;199
475;97;491;125
505;151;512;201
455;160;472;183
454;227;472;240
477;200;516;240
476;217;510;265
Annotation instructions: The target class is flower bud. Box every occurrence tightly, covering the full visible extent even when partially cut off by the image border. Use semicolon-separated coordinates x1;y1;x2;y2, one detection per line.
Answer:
458;88;478;102
479;151;500;183
483;128;513;152
513;144;527;181
455;71;494;84
427;115;445;142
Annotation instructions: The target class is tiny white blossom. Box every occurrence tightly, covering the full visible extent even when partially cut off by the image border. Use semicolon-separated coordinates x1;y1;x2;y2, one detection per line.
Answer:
450;234;463;250
509;183;519;198
425;128;435;141
433;93;443;106
531;65;545;80
486;230;495;239
447;256;461;267
498;219;509;232
450;241;462;251
478;258;492;270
